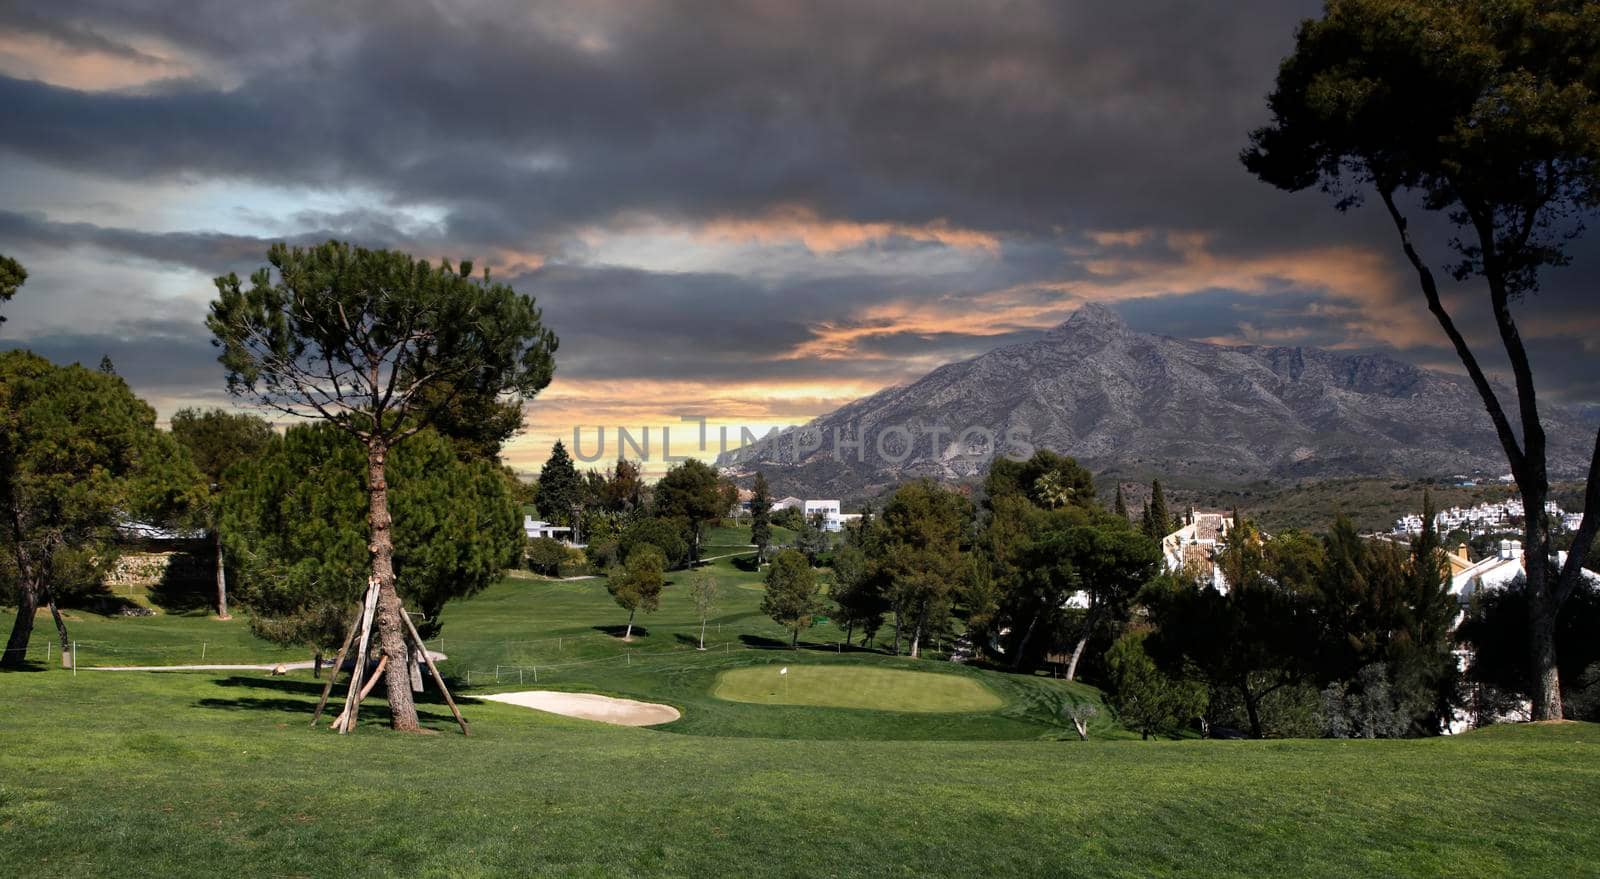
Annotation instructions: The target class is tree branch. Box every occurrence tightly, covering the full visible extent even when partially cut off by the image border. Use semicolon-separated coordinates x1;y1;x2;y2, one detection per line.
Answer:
1555;426;1600;609
1377;186;1527;477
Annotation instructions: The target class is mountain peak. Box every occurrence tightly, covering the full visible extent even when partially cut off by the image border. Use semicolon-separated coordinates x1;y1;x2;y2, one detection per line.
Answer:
1046;301;1132;338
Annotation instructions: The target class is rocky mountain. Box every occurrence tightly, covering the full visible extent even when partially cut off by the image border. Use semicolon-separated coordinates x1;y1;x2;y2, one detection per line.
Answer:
716;303;1594;499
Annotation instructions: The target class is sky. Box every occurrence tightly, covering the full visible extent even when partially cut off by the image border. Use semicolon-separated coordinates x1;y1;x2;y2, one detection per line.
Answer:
1;0;1596;476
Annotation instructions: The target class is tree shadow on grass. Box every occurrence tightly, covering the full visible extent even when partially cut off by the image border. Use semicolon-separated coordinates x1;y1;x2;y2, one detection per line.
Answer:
732;555;761;573
737;633;791;649
592;624;650;639
197;675;461;725
196;696;461;727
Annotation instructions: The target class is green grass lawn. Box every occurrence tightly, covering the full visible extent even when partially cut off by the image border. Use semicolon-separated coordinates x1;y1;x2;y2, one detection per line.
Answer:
4;524;1600;876
713;664;1006;712
1;670;1596;877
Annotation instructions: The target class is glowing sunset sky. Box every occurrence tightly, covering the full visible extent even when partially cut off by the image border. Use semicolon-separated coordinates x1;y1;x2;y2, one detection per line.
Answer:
1;1;1596;476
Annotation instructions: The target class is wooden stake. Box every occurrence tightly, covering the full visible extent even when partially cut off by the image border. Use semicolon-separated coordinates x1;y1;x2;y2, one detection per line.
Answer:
334;580;381;734
399;607;470;736
310;609;363;728
354;655;389;702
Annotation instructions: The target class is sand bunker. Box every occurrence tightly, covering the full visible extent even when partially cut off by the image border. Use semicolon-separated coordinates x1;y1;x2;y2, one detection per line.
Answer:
478;690;680;726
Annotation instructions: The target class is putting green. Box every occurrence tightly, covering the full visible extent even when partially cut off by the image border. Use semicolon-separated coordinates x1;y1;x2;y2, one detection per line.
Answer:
712;664;1005;713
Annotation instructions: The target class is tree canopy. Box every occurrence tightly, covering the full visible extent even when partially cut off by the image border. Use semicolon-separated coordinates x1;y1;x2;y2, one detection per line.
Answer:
170;407;278;617
607;544;666;641
653;459;724;558
1;351;200;666
221;424;519;648
877;479;972;657
0;253;25;326
762;548;822;647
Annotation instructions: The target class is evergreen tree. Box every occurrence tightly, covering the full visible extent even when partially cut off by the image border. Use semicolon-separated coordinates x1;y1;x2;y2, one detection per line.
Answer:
606;544;665;641
762;548;821;647
1148;479;1171;538
0;252;24;325
1145;520;1319;738
1107;630;1209;740
170;407;277;619
209;241;556;732
828;544;884;646
2;351;202;666
222;425;519;648
653;459;723;560
535;440;583;527
750;471;772;558
1114;484;1128;520
877;480;971;658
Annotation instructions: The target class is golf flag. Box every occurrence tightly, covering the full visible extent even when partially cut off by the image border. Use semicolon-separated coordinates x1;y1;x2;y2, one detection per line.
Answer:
780;667;789;675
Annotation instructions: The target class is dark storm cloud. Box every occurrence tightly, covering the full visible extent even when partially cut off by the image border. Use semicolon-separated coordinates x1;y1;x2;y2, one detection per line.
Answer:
0;0;1334;249
0;0;1595;422
0;318;222;395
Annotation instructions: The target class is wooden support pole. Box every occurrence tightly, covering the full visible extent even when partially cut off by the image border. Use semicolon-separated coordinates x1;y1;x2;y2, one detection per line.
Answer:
354;655;389;702
399;606;470;736
334;580;381;734
310;610;363;728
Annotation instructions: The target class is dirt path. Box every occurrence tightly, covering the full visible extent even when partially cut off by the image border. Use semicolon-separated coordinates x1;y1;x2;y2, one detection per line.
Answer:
88;651;448;672
477;690;681;726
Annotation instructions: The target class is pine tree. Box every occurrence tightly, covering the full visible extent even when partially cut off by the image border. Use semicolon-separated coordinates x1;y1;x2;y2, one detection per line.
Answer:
762;548;821;647
1114;483;1129;520
1148;479;1171;538
535;439;583;527
2;351;201;666
750;471;772;558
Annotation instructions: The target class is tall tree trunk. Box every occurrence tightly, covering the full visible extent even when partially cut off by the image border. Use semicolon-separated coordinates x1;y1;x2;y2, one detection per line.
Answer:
624;608;635;641
214;529;230;620
2;508;38;667
1241;678;1264;739
909;621;922;658
1064;633;1089;682
367;440;420;732
845;619;854;649
699;616;706;650
1011;609;1042;671
2;577;38;667
44;582;70;666
791;627;798;648
892;612;902;655
1527;567;1563;720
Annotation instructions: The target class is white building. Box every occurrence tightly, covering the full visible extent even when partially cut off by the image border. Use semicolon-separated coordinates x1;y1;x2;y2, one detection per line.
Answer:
804;499;843;532
1393;499;1569;538
523;515;576;545
1161;511;1237;593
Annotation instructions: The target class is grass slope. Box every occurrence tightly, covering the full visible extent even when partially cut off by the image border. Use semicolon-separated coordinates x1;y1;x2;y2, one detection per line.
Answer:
1;671;1596;878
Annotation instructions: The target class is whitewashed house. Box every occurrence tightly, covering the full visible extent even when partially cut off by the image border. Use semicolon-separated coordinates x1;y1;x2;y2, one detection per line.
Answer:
523;515;574;544
804;499;843;532
1161;511;1236;592
769;496;803;512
